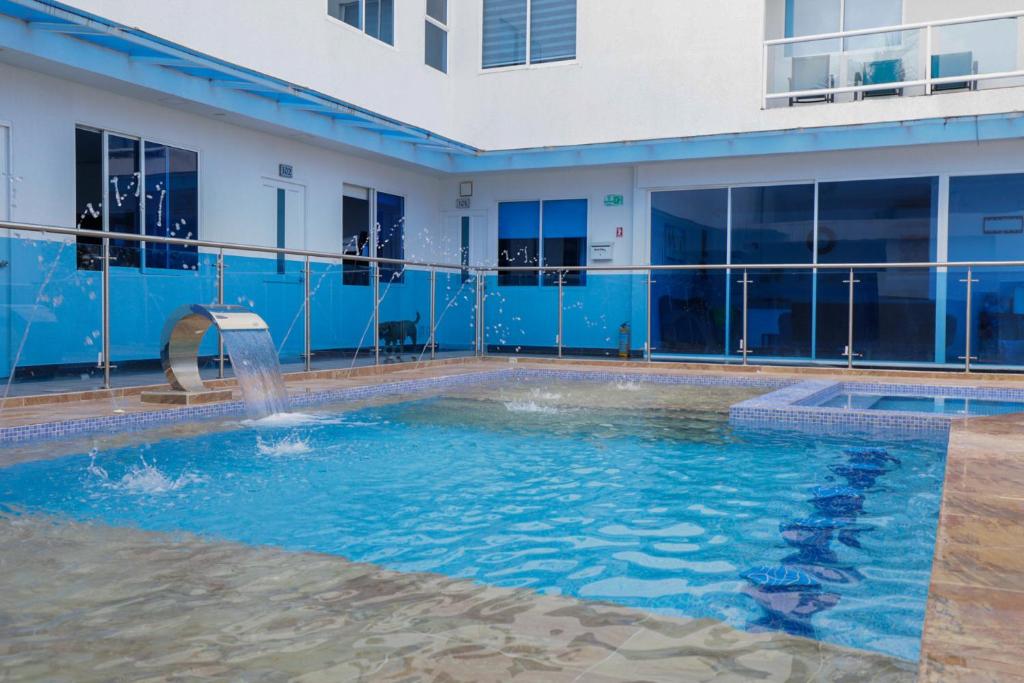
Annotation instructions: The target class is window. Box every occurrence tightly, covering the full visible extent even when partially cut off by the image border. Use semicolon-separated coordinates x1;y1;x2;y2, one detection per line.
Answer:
328;0;394;45
376;191;405;283
483;0;576;69
343;184;371;286
785;0;901;37
425;0;448;72
498;199;586;286
75;127;198;272
460;215;471;283
541;199;587;286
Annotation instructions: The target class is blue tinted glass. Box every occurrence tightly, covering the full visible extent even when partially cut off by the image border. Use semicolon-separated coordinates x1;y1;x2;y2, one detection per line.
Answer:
329;0;361;29
498;200;539;285
366;0;394;45
650;189;728;356
530;0;576;64
483;0;527;68
542;199;586;286
427;0;446;23
730;185;815;359
817;177;938;363
107;134;141;268
948;173;1024;367
144;143;198;271
376;191;404;282
425;20;447;72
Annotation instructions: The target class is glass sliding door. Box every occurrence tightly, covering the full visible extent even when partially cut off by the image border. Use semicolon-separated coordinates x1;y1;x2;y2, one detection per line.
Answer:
948;173;1024;369
729;184;815;360
650;189;728;357
816;177;938;364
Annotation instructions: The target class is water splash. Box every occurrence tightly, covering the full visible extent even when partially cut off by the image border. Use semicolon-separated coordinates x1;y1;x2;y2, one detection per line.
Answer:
256;435;312;457
88;452;205;495
504;400;559;414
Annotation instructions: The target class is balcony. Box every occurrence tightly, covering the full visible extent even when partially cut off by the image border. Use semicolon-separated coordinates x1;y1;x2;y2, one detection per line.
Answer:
764;11;1024;108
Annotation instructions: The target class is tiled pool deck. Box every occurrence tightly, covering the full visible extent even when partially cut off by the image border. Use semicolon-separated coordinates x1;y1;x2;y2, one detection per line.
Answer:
1;356;1022;680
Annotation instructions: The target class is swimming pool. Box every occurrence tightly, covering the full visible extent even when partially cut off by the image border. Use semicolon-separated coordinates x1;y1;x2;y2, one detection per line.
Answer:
0;378;946;662
819;392;1024;416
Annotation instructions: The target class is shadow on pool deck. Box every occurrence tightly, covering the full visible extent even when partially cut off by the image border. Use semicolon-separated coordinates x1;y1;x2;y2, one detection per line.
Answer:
0;514;915;682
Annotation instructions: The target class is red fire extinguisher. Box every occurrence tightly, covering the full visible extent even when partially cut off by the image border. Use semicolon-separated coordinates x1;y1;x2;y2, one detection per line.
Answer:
618;322;631;358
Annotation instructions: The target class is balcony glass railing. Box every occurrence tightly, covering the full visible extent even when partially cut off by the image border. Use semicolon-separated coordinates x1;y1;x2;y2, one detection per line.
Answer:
4;221;1024;400
765;11;1024;107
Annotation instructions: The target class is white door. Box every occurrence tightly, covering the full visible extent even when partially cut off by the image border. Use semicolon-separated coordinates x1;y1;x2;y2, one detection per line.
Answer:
442;213;487;269
261;179;306;252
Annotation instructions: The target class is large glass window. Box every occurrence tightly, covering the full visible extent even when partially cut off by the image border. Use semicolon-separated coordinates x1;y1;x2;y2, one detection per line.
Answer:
498;200;541;286
541;199;587;286
342;185;371;286
730;185;815;358
328;0;394;45
650;189;728;356
948;173;1024;367
75;127;103;270
817;177;938;363
376;191;405;283
786;0;901;36
76;127;199;272
425;0;448;73
483;0;576;69
144;142;198;271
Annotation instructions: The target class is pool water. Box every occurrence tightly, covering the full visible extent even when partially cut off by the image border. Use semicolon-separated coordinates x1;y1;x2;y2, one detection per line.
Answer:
820;392;1024;416
0;380;947;661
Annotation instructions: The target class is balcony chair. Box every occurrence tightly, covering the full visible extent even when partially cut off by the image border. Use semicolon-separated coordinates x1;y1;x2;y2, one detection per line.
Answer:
855;58;905;99
930;51;978;93
788;55;835;106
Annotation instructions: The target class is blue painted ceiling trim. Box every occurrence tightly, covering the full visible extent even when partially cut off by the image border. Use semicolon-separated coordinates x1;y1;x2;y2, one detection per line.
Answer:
1;0;1023;175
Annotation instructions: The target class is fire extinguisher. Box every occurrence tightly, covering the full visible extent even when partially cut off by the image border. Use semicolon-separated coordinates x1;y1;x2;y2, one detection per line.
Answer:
618;322;631;358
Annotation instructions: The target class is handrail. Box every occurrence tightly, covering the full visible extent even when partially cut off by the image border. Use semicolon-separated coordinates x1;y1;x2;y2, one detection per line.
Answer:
0;220;468;272
764;10;1024;47
6;220;1024;273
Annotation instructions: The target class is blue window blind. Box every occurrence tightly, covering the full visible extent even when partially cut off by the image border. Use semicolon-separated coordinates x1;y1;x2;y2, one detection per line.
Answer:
498;201;541;239
144;142;199;271
542;199;586;238
483;0;527;68
530;0;576;64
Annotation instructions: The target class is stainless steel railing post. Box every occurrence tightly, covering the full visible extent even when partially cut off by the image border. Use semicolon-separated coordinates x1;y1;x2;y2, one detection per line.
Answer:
844;268;861;369
960;266;978;373
645;268;653;363
304;255;312;373
373;265;380;366
557;270;564;358
217;248;225;379
479;273;487;357
101;235;111;389
429;267;437;361
738;269;751;366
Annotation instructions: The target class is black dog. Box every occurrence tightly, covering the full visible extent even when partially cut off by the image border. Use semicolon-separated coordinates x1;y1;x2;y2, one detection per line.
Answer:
378;312;420;361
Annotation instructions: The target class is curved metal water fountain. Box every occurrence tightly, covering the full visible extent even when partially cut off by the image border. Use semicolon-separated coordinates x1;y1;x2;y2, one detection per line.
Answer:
142;304;289;416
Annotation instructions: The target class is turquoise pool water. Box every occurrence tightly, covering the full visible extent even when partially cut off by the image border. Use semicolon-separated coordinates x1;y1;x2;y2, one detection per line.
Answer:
820;392;1024;416
0;381;947;661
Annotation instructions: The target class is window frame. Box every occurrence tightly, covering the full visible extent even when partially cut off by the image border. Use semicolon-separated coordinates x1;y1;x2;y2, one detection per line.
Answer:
73;123;201;273
481;0;580;73
425;0;448;73
340;184;407;286
326;0;396;47
496;197;589;287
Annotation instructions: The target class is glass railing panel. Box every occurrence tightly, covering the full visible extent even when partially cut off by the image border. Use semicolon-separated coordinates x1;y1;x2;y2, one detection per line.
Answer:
932;17;1020;91
433;268;478;359
0;230;104;397
947;266;1024;370
728;269;814;362
331;259;377;369
766;37;842;98
306;257;349;372
485;271;559;356
108;246;218;390
376;266;432;364
843;28;923;94
650;269;727;360
222;251;305;372
562;271;644;360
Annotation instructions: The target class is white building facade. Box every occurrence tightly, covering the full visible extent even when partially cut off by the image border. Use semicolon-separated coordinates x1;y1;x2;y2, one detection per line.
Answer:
2;0;1024;382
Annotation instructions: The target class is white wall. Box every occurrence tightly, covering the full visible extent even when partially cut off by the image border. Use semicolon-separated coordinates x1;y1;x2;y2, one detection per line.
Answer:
61;0;1024;150
0;62;449;263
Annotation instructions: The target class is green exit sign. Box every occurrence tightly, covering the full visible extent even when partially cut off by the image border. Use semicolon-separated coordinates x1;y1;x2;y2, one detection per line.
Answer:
604;194;624;207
